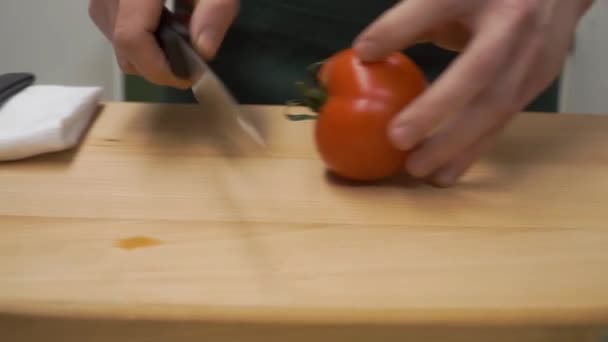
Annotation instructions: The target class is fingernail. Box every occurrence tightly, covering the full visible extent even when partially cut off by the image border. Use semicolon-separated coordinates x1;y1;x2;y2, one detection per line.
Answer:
433;168;458;187
196;29;218;60
354;40;378;61
406;157;429;178
389;125;417;151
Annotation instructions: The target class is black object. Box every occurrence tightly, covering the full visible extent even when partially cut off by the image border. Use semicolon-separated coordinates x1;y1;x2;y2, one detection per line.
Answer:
154;8;192;80
0;73;35;105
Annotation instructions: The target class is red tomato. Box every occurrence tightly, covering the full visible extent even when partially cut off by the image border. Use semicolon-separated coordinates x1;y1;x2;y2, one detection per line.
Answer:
312;48;427;182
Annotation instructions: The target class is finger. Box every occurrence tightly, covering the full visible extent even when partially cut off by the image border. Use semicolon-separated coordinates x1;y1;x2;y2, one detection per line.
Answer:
191;0;239;60
580;0;595;15
405;31;541;178
387;14;525;152
406;98;514;179
117;57;138;75
518;24;578;110
88;0;119;40
113;0;191;88
353;0;459;61
427;22;472;51
429;131;500;187
115;50;138;75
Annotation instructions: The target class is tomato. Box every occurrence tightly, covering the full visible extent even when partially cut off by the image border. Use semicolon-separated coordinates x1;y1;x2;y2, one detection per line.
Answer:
304;48;427;182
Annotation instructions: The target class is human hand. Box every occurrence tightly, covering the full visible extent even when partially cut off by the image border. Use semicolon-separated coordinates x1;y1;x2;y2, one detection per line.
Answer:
354;0;594;187
89;0;239;89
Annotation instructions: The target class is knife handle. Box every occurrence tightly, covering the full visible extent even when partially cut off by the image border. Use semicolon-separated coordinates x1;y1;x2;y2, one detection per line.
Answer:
0;73;35;105
155;8;192;80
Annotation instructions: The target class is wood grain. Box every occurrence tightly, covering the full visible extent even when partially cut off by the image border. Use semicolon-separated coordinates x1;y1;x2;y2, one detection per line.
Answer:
1;103;608;341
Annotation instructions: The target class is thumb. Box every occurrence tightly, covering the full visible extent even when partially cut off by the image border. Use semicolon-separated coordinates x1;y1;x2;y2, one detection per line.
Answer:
190;0;239;60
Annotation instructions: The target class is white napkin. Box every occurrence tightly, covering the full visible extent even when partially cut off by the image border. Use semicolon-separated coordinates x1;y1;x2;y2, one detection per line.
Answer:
0;85;103;161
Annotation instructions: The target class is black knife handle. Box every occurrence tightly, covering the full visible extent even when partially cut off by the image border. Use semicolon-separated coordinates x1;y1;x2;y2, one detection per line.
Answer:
0;73;35;105
155;8;192;80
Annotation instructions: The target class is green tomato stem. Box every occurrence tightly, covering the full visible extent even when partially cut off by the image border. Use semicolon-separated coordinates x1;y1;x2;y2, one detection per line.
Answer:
284;60;328;121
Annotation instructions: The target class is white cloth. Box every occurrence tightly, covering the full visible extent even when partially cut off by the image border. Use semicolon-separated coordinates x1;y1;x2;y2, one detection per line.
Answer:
0;85;102;161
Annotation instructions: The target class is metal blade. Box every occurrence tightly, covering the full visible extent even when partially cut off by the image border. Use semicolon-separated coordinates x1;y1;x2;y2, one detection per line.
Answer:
175;38;266;147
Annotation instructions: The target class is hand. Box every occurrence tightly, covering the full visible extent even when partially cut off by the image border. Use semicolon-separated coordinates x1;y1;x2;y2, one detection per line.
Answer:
88;0;239;89
354;0;594;187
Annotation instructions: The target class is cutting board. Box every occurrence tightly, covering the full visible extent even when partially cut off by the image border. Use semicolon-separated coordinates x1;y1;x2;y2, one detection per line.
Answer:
1;103;608;341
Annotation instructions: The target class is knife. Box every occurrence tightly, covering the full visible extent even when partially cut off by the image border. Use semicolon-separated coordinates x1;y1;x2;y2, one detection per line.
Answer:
154;7;265;147
0;73;35;106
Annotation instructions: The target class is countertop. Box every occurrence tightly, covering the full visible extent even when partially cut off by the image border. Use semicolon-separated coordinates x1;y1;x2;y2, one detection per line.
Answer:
1;102;607;341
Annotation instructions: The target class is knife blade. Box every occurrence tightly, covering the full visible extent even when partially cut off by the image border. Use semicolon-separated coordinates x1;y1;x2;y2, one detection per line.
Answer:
0;73;35;106
155;8;265;147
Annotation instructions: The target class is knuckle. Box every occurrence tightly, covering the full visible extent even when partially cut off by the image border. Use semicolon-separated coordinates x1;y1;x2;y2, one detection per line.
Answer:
431;0;454;11
500;99;520;115
203;0;240;17
116;59;128;71
112;26;141;51
471;50;501;79
440;0;463;14
117;60;134;74
501;0;542;28
222;0;240;14
218;0;239;10
495;97;520;116
482;86;520;116
489;90;516;113
522;36;546;65
88;0;104;28
87;0;102;18
87;1;96;19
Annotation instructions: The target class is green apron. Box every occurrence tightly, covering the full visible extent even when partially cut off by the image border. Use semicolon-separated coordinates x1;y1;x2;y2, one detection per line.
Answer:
153;0;557;111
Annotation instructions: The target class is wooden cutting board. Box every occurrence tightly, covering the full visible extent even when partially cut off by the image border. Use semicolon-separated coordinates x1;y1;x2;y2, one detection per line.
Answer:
1;103;608;341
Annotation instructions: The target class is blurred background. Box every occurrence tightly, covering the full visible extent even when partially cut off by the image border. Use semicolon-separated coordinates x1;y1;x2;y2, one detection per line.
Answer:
1;0;607;114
